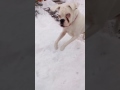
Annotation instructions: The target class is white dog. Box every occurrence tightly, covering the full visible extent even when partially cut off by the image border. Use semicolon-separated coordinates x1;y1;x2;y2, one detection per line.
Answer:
53;2;85;51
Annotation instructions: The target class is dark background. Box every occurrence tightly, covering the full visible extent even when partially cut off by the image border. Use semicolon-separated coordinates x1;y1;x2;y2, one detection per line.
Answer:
0;0;35;90
85;0;120;90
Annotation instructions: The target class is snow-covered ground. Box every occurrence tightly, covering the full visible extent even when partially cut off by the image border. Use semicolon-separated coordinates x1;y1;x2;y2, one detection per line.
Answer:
35;0;85;90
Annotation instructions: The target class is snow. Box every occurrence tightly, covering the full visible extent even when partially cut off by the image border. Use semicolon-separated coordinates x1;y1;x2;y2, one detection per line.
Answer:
35;0;85;90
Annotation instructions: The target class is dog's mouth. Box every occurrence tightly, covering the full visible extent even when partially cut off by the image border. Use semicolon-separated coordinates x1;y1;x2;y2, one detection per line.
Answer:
60;24;64;27
59;18;70;27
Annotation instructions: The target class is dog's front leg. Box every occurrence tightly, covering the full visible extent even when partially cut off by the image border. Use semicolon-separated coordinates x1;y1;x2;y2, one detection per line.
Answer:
54;31;66;50
60;36;78;51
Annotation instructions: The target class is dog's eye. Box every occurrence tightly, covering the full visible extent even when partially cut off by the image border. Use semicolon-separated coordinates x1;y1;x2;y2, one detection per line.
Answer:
66;13;71;18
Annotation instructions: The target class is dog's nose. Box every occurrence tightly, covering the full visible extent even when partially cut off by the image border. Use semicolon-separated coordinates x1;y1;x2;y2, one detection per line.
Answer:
60;19;65;24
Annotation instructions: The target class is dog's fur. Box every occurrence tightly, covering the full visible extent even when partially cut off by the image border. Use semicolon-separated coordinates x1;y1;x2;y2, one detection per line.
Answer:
52;2;85;51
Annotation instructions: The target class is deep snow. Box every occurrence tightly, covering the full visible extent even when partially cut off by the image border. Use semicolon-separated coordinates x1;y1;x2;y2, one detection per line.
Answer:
35;0;85;90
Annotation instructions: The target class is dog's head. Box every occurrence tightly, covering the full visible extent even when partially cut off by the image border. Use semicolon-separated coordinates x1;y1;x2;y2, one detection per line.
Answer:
57;2;79;27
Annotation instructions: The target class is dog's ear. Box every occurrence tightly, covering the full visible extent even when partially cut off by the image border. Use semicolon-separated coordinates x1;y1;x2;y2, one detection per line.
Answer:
68;2;79;10
57;6;60;10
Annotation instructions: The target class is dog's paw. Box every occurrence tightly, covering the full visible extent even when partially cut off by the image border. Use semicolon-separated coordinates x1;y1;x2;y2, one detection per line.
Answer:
60;46;65;51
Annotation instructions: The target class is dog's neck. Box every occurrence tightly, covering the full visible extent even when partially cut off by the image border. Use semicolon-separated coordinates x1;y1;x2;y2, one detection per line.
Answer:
64;9;79;27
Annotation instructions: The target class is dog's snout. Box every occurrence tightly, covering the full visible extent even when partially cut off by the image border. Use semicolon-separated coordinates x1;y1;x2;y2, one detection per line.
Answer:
60;19;65;23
